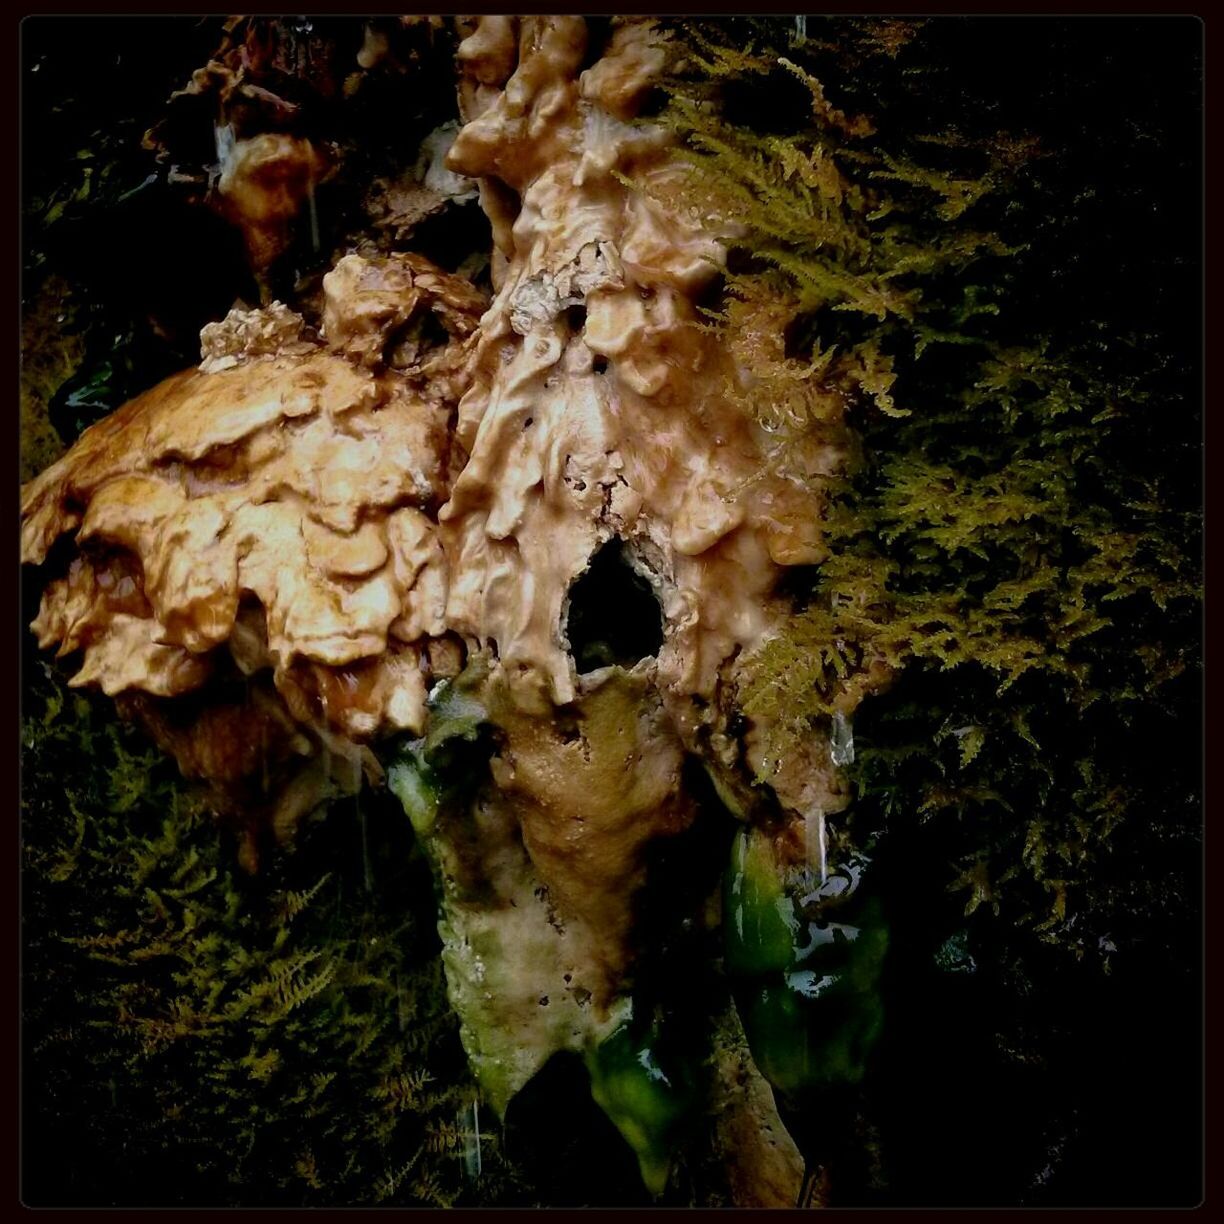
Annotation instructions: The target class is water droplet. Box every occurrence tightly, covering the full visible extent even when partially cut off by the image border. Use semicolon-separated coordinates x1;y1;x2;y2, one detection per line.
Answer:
830;711;855;767
213;122;236;172
804;806;828;886
463;1097;483;1180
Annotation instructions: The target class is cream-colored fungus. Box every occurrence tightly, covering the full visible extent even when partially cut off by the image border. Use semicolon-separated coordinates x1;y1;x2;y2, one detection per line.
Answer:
22;256;482;866
21;16;869;1204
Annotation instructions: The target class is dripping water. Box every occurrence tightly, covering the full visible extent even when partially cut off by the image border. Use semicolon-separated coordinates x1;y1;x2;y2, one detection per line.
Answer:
830;711;855;767
463;1096;483;1181
211;121;235;190
804;805;828;888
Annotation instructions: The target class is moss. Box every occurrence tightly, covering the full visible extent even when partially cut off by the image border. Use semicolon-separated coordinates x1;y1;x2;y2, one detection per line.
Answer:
626;22;1200;1202
650;16;1200;952
21;659;520;1207
19;276;81;480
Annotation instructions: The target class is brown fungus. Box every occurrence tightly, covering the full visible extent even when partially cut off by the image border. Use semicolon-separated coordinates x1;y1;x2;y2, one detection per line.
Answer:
22;259;484;868
21;16;881;1205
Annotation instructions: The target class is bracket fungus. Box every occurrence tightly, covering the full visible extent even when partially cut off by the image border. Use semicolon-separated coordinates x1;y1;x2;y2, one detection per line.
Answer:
22;16;886;1207
22;250;483;868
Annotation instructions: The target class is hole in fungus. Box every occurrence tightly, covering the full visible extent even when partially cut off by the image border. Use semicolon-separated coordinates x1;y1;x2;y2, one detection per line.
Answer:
403;198;493;275
386;307;450;368
564;538;664;675
564;303;587;333
592;355;609;375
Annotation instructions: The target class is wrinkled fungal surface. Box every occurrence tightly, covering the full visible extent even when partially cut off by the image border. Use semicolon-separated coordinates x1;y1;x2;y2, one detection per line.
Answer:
21;16;882;1205
22;252;483;867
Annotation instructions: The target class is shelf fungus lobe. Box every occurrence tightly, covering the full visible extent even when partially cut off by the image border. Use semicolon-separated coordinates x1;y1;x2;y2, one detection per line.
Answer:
21;253;483;869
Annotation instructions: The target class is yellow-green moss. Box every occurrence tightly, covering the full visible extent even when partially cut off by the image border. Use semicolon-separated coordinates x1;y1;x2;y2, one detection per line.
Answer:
650;16;1200;950
22;661;516;1207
